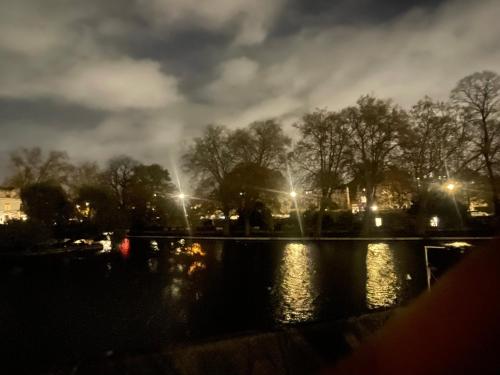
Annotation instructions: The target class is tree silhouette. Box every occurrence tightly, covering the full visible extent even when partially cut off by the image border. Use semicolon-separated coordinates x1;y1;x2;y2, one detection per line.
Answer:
21;182;72;227
220;162;286;235
7;147;72;189
291;108;352;235
451;71;500;215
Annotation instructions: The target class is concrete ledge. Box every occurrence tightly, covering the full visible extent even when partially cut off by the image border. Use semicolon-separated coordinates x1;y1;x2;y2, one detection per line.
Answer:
65;311;395;375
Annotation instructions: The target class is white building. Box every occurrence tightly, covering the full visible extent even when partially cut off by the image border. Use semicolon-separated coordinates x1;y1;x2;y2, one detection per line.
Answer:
0;188;25;224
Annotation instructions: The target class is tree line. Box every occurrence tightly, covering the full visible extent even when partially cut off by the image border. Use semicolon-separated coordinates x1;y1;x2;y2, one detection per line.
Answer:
183;71;500;234
3;70;500;238
4;149;181;239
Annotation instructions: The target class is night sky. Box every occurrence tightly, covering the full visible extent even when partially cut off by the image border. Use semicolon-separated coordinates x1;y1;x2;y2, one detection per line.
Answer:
0;0;499;179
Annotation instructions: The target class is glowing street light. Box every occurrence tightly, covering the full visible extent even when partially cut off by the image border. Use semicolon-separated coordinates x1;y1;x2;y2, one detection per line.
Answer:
177;193;186;200
446;183;456;191
370;204;378;212
430;216;439;227
290;191;297;198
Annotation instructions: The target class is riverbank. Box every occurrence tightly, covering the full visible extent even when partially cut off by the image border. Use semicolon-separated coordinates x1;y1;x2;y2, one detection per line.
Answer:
130;226;497;239
129;234;495;241
0;243;103;258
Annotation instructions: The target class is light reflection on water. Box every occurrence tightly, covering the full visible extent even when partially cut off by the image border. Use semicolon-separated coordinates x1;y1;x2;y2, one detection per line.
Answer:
275;243;318;324
1;238;432;362
188;261;206;275
162;240;208;306
366;243;402;309
169;240;207;275
147;258;159;273
164;277;184;300
99;239;112;252
150;240;159;252
118;238;130;258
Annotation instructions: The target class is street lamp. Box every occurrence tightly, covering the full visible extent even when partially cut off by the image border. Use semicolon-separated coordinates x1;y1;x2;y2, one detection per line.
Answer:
290;191;297;198
430;216;439;227
370;204;378;212
446;183;456;192
178;193;185;200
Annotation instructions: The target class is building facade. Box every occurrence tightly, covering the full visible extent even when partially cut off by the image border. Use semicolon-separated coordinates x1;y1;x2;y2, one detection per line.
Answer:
0;187;25;224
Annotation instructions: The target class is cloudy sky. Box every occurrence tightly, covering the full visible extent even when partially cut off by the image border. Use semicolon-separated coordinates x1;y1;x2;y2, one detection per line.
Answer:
0;0;499;180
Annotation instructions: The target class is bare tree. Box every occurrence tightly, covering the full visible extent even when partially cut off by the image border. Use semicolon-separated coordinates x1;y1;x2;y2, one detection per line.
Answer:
451;71;500;214
229;120;291;169
291;109;353;235
103;155;139;208
401;97;470;232
67;161;102;194
6;147;72;188
402;97;470;181
346;95;408;212
182;125;234;187
182;125;236;233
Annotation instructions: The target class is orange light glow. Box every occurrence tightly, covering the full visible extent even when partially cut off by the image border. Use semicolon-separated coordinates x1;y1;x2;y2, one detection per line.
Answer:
188;242;206;256
188;261;206;275
119;238;130;258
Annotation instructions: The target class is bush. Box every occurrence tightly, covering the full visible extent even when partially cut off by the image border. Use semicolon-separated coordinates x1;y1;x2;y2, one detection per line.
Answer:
409;191;467;230
0;220;52;253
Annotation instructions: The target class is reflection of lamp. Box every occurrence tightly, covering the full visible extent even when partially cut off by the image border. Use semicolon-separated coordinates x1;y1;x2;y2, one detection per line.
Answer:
275;243;317;324
366;243;401;309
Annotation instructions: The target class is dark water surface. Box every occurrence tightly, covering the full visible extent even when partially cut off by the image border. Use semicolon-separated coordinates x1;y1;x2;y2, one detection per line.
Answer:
0;238;475;369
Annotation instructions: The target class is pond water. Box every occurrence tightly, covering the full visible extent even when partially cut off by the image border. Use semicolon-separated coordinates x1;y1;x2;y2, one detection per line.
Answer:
0;238;475;369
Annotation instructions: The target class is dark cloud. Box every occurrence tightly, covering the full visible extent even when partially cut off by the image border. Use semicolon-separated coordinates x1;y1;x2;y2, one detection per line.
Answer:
0;98;106;128
0;0;498;182
271;0;447;36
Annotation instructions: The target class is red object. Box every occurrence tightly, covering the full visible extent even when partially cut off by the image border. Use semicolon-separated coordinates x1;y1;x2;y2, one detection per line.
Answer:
327;241;500;375
119;238;130;258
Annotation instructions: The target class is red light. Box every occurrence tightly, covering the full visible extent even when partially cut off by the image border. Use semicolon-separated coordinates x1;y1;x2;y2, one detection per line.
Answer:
119;238;130;258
